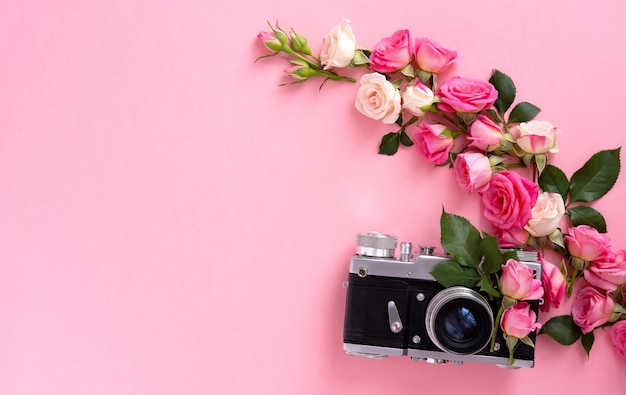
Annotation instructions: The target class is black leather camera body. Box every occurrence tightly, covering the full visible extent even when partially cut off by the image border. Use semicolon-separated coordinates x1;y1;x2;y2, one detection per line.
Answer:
343;232;541;368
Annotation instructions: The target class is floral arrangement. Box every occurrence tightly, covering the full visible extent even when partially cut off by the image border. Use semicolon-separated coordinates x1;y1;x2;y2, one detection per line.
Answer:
256;19;626;365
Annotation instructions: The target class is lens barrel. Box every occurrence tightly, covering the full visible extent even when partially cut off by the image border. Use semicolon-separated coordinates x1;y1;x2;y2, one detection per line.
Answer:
425;287;494;355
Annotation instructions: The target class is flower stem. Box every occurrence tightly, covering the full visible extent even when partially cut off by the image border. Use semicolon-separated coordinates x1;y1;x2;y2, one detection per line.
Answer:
490;305;504;352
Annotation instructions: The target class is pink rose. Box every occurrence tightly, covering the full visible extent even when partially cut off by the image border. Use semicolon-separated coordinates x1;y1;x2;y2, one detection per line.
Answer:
413;123;454;165
500;302;542;339
320;18;357;70
437;77;498;113
369;30;412;73
413;37;459;74
610;320;626;363
482;170;539;238
499;258;544;300
540;256;566;312
584;249;626;292
513;120;559;154
452;151;492;194
524;192;565;237
354;73;401;124
496;227;530;248
572;286;615;334
467;115;503;152
564;225;612;262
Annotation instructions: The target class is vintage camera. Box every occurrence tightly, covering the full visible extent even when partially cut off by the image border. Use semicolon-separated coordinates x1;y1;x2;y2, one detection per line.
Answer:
343;232;542;368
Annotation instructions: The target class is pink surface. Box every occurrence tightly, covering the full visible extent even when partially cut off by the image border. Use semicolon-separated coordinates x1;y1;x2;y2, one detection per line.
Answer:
1;1;626;394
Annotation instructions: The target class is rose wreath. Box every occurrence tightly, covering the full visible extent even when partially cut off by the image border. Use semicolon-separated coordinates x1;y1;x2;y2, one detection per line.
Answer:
256;19;626;365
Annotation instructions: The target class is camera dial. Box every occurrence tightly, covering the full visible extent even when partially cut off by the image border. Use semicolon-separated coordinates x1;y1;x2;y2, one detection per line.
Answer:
355;232;397;258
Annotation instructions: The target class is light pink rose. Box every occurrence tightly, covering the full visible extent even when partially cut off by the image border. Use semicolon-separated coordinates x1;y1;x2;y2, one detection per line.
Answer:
452;151;492;194
540;256;566;312
499;258;544;300
437;77;498;113
369;30;412;73
401;81;435;117
482;170;539;236
564;225;612;262
500;302;542;339
413;37;459;74
354;73;401;124
610;320;626;363
413;123;454;165
467;115;503;152
513;121;559;154
584;249;626;292
572;286;615;334
524;192;565;237
320;18;357;70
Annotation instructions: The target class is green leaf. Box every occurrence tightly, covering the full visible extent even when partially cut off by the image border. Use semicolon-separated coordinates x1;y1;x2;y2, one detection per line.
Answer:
400;64;415;79
485;109;502;123
395;113;403;127
501;250;519;262
507;101;541;124
581;331;594;358
378;132;400;155
481;233;505;275
480;274;501;298
569;148;621;202
430;260;481;288
489;70;516;115
440;210;482;267
400;130;414;147
539;315;582;345
568;206;607;233
520;336;535;348
539;164;570;203
350;50;370;66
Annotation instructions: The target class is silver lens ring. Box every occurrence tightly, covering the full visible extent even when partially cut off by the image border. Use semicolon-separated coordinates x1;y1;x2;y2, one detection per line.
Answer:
425;286;494;355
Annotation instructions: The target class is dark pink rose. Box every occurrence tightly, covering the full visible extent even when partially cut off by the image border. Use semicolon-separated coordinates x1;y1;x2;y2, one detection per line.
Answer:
468;115;503;152
369;30;412;73
564;225;613;262
540;255;566;312
437;77;497;113
413;123;454;165
500;302;541;339
452;151;492;194
499;259;544;300
584;249;626;292
572;286;614;334
481;170;539;238
413;37;459;74
610;320;626;363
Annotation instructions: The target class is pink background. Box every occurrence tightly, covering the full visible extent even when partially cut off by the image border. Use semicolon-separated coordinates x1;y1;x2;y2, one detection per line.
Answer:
1;1;625;394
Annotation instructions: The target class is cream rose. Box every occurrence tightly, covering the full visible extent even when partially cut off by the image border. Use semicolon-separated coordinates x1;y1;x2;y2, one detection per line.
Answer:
514;120;559;154
524;192;565;237
401;81;434;117
320;18;357;70
354;73;401;124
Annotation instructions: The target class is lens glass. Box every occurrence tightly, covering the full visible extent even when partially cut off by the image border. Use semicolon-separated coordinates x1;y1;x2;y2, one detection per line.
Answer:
443;306;478;342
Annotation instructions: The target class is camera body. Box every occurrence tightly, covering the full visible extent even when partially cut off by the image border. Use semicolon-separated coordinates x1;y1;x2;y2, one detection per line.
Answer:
343;232;542;368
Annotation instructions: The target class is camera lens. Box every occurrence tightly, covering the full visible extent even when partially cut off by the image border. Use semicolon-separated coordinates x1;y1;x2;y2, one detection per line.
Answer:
425;287;494;355
444;306;478;341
